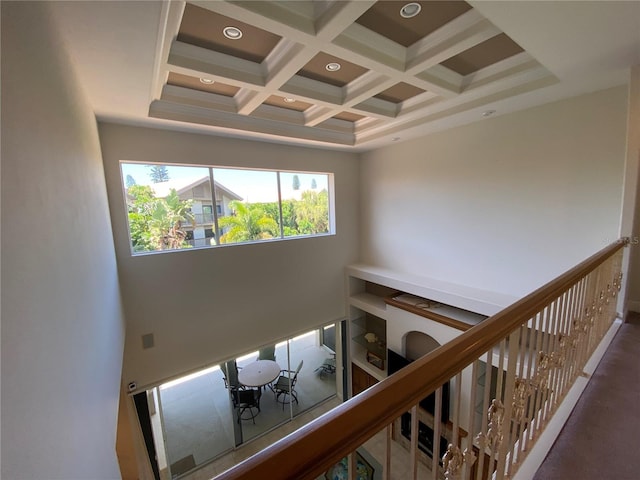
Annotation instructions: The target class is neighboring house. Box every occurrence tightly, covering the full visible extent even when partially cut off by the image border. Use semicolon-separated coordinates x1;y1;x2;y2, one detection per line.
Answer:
151;177;242;246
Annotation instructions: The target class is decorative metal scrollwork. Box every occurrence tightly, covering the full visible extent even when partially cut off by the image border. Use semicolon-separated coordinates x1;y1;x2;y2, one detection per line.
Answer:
570;319;582;347
534;341;570;391
463;447;477;468
442;444;464;480
475;431;487;449
441;443;479;480
512;377;533;422
487;399;505;451
550;333;568;368
532;351;552;389
470;266;622;477
584;305;592;321
590;300;598;322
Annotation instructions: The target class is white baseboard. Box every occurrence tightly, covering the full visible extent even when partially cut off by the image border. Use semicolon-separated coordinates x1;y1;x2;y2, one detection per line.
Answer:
514;318;623;480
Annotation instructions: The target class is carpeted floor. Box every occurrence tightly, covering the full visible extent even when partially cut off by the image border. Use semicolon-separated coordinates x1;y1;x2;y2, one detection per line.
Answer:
533;312;640;480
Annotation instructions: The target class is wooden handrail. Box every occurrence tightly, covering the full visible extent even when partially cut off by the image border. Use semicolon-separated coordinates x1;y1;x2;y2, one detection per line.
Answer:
215;240;626;480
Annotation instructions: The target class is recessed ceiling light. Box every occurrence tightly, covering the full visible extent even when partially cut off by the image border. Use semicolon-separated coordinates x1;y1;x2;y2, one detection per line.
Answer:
400;2;421;19
199;78;215;84
283;97;296;103
223;26;243;40
392;137;401;142
482;109;496;117
325;62;341;72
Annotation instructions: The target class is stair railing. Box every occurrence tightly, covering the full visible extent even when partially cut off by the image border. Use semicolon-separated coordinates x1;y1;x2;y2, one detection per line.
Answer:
214;239;626;480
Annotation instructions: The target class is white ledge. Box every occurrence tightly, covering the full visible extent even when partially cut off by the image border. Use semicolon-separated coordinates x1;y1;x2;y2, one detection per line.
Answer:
347;263;519;316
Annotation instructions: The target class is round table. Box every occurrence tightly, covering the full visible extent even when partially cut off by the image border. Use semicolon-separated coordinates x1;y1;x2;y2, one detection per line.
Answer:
238;360;281;388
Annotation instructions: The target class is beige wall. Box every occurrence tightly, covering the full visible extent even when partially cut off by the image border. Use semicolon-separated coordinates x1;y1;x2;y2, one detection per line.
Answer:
360;87;629;298
622;67;640;312
99;123;360;388
1;2;125;478
630;179;640;312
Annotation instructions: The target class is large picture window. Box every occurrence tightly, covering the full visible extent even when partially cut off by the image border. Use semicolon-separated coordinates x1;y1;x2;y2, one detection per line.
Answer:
120;162;333;254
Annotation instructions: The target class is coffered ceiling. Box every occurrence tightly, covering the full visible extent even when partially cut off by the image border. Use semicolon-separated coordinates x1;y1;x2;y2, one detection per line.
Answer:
152;0;555;147
47;1;640;151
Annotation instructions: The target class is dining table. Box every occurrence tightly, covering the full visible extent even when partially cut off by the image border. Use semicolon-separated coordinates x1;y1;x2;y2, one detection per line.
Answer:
238;359;281;388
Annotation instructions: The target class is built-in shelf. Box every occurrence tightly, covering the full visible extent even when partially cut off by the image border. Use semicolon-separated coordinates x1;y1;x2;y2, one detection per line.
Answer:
352;333;386;358
386;293;487;331
349;292;388;318
351;355;386;381
347;264;517;317
350;310;387;378
346;264;523;478
346;264;515;402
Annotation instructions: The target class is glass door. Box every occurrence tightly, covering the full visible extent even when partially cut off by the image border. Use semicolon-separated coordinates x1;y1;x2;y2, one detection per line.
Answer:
158;366;235;477
150;323;339;477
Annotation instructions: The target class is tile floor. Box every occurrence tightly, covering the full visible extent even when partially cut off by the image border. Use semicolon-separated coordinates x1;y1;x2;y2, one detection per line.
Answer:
182;396;342;480
156;331;338;478
182;396;442;480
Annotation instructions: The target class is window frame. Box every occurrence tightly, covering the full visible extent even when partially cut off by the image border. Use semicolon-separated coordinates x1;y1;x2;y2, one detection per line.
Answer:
119;161;335;256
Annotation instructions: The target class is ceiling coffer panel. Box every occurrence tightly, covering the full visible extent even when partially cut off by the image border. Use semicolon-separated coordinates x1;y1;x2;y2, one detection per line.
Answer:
334;112;366;122
178;4;282;63
375;82;426;103
297;52;369;88
356;1;473;47
263;95;313;112
156;1;557;147
167;72;240;96
441;33;525;76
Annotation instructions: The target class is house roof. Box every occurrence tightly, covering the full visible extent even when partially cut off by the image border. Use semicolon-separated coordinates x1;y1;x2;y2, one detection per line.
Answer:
151;176;243;201
47;1;640;151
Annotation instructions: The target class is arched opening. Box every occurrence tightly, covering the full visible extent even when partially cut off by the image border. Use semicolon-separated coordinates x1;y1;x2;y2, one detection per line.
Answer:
403;331;440;361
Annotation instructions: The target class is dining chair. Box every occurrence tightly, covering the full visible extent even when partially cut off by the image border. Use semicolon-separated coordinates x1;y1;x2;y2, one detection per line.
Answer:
258;345;276;361
221;360;243;391
231;387;261;424
273;359;303;409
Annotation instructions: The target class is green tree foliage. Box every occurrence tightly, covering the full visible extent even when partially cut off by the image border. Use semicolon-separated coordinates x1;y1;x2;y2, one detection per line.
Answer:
296;190;329;234
148;190;194;249
280;200;297;233
126;185;193;251
127;185;329;252
241;190;328;237
148;165;170;183
256;201;280;225
311;178;317;189
127;185;156;251
218;200;279;243
253;200;297;234
292;174;300;190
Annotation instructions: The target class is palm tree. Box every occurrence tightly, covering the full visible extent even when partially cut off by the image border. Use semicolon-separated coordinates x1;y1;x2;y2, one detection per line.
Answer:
148;189;194;249
218;200;279;243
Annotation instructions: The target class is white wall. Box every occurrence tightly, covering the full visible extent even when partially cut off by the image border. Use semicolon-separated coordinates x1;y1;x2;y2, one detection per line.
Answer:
1;2;126;479
360;87;628;298
99;124;360;388
622;67;640;313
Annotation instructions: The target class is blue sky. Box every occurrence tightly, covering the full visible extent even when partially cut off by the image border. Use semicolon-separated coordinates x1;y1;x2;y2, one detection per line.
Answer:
120;163;329;203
